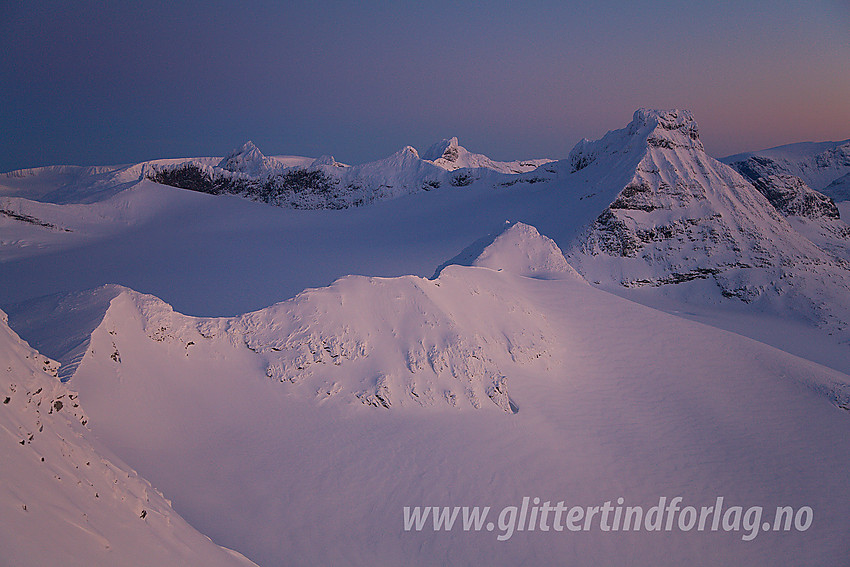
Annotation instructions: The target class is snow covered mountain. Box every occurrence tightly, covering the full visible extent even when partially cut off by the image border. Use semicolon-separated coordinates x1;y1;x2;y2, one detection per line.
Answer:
721;138;850;201
560;109;850;337
6;226;850;566
3;110;850;564
143;138;552;209
422;136;553;173
0;308;255;567
217;141;284;177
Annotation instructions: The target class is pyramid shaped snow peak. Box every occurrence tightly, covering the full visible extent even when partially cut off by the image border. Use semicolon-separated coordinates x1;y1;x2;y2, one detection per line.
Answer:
473;222;583;280
217;140;271;175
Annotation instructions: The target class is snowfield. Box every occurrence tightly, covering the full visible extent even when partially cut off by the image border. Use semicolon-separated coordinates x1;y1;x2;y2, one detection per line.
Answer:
0;308;256;566
2;111;850;565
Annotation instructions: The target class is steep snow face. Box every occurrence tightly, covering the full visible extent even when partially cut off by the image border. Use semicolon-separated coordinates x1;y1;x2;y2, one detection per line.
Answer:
471;222;584;280
5;285;124;381
423;136;553;173
26;263;850;566
566;109;850;335
722;139;850;198
0;309;255;567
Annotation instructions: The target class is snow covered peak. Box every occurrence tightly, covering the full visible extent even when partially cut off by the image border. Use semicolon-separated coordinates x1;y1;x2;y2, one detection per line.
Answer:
567;108;705;172
568;108;703;174
422;137;460;162
423;137;553;174
628;108;703;152
472;222;584;280
369;145;424;168
310;154;343;168
630;107;699;134
218;141;275;176
401;145;420;159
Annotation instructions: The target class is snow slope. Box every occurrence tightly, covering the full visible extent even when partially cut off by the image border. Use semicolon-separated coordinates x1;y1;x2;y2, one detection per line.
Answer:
468;221;583;280
3;111;849;373
824;172;850;202
11;230;850;566
0;308;255;567
721;138;850;199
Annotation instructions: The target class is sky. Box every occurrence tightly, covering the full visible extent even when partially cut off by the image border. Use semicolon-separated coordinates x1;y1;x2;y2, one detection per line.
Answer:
2;0;849;171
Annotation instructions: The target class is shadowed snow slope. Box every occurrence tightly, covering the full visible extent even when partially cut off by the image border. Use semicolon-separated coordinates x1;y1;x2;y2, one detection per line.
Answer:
9;236;850;565
0;309;255;567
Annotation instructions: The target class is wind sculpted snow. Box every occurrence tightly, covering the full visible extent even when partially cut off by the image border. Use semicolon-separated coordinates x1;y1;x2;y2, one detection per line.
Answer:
9;233;849;566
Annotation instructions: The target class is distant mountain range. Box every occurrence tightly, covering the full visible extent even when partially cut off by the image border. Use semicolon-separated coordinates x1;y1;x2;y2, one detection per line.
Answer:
722;138;850;201
2;109;850;566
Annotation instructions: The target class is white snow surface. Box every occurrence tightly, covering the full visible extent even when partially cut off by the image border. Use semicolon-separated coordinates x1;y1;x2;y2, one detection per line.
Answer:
471;221;584;280
824;172;850;202
12;263;850;566
2;108;850;565
0;308;255;567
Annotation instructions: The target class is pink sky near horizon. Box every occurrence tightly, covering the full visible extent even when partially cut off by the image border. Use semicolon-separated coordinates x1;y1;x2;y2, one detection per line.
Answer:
2;0;848;170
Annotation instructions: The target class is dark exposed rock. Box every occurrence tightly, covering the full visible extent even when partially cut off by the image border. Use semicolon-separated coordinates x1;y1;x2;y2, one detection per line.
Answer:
146;162;359;210
609;181;664;212
0;209;69;231
146;163;249;196
752;175;840;219
585;209;643;258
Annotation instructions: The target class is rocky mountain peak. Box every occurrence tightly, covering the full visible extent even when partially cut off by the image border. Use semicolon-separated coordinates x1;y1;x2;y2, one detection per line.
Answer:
568;108;704;174
627;108;703;152
217;141;272;176
422;137;460;162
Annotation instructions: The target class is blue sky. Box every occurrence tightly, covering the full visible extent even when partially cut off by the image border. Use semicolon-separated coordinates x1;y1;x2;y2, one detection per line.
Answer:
2;0;849;171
